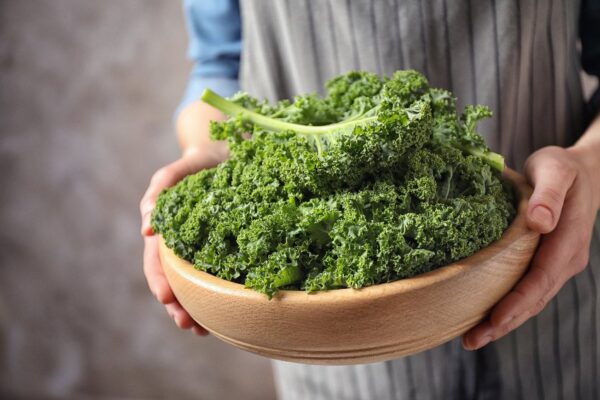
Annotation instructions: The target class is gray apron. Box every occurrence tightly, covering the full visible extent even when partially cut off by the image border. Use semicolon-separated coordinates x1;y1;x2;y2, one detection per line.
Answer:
238;1;600;399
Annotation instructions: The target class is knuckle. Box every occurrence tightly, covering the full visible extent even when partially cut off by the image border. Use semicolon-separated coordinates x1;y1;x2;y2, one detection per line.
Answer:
573;254;589;274
512;286;530;304
548;159;575;180
499;323;514;338
524;148;557;171
151;166;172;185
526;151;576;208
175;313;191;330
581;254;590;269
578;231;592;247
511;286;529;303
532;297;548;316
174;316;184;329
156;288;170;304
543;157;562;173
159;294;170;305
537;186;564;209
537;267;556;294
503;313;529;337
139;197;152;214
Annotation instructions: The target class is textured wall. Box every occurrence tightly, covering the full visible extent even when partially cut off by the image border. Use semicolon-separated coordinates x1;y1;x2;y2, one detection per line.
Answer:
1;1;597;399
0;1;275;399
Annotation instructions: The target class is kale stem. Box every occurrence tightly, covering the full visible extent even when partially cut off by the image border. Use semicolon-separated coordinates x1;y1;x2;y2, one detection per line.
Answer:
203;88;505;171
464;146;505;172
273;265;303;288
202;89;376;136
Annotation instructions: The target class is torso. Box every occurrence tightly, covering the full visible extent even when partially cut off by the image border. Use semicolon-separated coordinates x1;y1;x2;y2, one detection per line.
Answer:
239;0;585;170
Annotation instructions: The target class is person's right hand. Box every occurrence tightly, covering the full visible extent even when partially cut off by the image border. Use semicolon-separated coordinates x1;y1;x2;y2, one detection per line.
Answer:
140;142;228;336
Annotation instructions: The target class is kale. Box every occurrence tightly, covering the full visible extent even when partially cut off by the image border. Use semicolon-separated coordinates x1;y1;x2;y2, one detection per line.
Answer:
152;70;515;298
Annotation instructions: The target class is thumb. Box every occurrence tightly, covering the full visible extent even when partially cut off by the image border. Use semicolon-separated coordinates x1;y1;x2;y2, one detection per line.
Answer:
524;152;575;234
139;156;199;236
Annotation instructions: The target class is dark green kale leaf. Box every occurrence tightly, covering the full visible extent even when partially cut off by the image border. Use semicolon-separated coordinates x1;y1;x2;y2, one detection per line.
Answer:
151;70;515;298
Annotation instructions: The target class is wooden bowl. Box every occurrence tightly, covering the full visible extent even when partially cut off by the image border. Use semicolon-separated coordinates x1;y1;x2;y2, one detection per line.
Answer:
159;168;539;365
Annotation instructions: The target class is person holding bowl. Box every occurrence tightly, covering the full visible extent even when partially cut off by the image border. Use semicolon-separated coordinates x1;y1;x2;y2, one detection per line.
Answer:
141;1;600;398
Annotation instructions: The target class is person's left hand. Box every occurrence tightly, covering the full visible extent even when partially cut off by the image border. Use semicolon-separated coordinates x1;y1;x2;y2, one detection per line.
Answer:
462;145;600;350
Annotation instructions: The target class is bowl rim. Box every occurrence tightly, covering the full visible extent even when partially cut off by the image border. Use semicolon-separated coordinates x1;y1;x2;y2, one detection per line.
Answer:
160;167;532;303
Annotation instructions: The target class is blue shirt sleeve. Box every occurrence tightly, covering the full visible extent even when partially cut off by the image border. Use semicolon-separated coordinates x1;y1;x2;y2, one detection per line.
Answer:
176;0;241;118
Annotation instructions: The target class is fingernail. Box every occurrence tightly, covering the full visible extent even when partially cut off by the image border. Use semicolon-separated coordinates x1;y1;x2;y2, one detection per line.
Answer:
530;206;553;229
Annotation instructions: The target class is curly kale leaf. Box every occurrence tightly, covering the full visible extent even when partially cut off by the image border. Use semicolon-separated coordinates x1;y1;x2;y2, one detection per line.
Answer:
429;88;503;171
151;70;515;298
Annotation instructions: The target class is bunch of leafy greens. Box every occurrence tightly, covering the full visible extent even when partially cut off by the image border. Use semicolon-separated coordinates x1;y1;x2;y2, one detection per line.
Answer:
152;70;515;298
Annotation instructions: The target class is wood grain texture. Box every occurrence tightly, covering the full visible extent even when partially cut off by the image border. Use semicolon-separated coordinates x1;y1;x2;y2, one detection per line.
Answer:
159;168;540;365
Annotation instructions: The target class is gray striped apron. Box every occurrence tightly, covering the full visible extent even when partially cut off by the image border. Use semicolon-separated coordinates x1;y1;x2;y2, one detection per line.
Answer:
238;1;600;399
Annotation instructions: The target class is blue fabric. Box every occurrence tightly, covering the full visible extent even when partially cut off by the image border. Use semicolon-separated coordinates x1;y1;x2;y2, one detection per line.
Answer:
177;0;600;121
177;0;241;117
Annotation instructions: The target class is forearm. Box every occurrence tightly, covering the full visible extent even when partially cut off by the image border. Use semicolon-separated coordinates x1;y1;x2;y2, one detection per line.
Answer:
176;100;229;162
568;113;600;210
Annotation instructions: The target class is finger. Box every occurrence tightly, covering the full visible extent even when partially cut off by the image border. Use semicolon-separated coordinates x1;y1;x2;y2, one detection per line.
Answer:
143;236;176;304
144;238;208;334
488;240;566;327
524;151;576;233
165;302;198;330
463;194;590;350
463;267;566;350
141;210;154;237
192;326;210;336
166;302;208;334
140;156;204;236
491;186;592;327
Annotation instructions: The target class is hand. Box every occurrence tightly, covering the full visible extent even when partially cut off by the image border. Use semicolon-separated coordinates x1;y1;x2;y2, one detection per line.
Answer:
140;144;228;336
463;145;600;350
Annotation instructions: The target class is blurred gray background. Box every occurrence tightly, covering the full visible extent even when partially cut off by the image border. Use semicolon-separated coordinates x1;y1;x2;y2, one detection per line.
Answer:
0;1;276;399
0;1;598;400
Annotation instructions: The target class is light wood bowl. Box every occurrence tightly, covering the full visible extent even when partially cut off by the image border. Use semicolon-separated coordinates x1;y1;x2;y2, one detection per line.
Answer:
159;168;539;365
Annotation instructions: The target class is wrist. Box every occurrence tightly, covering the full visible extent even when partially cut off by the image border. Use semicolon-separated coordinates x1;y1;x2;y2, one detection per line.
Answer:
567;142;600;211
177;101;227;148
177;100;229;165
